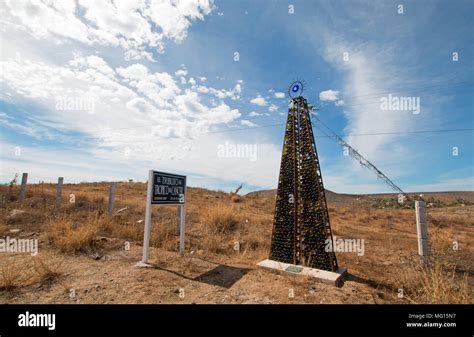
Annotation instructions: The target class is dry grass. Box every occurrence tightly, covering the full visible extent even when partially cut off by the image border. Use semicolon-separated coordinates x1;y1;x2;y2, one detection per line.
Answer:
196;203;242;253
32;253;65;286
394;219;471;303
231;194;243;203
0;257;26;292
0;222;7;236
201;203;240;234
46;217;98;254
0;253;65;293
395;253;470;304
0;182;472;304
151;225;177;251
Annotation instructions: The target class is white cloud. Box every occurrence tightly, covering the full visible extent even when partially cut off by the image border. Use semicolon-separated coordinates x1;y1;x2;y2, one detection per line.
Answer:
0;54;240;141
250;95;267;106
1;0;215;60
195;82;242;101
0;135;282;190
196;86;210;94
3;0;91;43
319;89;340;101
274;92;285;98
240;120;257;127
322;41;418;163
234;83;242;94
249;111;261;117
116;63;148;79
142;0;214;42
2;52;292;190
268;104;278;112
175;69;188;77
409;177;474;193
0;0;293;191
117;63;180;108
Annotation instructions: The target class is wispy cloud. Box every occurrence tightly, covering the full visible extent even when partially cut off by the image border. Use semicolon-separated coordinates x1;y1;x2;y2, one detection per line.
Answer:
250;95;267;106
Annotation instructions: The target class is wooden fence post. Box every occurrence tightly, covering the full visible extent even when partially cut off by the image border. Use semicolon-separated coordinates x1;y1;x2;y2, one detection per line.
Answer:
108;182;116;216
19;173;28;203
55;177;64;208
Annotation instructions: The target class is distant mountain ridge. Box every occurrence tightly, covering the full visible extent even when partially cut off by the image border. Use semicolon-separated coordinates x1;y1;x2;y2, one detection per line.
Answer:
246;189;474;205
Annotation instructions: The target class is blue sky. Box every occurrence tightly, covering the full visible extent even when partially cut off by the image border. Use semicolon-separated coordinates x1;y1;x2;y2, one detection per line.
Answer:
0;0;473;194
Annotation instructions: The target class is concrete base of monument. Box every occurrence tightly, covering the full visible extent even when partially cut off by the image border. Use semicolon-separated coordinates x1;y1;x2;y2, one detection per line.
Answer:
257;259;347;286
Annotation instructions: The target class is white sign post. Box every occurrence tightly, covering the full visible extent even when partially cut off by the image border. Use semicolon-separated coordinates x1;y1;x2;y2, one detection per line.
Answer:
136;170;187;267
179;203;186;257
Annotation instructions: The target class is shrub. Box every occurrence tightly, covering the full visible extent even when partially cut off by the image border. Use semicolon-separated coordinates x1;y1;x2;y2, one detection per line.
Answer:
395;253;470;304
32;253;64;285
0;257;26;292
46;218;97;254
202;204;240;234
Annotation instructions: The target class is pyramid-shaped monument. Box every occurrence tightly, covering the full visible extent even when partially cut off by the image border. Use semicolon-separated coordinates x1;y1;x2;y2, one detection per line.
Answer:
268;95;338;272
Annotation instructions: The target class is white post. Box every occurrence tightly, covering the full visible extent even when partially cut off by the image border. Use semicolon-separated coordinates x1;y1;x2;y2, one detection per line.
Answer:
179;204;186;257
140;170;154;264
415;201;429;263
19;172;28;203
179;188;187;257
177;205;181;234
55;177;64;208
108;182;116;216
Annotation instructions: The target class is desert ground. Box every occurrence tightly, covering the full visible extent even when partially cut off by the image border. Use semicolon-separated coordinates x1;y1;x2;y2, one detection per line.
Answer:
0;181;472;304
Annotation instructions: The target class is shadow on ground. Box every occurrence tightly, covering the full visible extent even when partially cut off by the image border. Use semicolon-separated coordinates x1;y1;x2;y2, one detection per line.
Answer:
143;261;251;289
345;273;393;292
193;264;250;288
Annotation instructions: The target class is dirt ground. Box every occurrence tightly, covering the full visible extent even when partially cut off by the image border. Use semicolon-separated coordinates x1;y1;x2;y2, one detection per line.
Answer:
0;183;472;304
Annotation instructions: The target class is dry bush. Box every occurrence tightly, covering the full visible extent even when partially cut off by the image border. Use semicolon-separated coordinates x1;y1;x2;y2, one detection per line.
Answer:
238;219;271;259
0;257;27;292
430;214;473;228
201;234;225;254
112;223;143;241
70;194;94;210
0;222;7;236
32;253;64;285
430;226;456;252
96;214;143;241
395;252;470;304
201;204;240;235
239;236;270;261
151;225;177;251
194;204;242;254
46;217;98;254
231;194;243;203
92;196;105;204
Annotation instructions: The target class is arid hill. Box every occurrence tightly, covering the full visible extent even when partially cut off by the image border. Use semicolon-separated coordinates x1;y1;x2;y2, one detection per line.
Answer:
247;189;474;207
